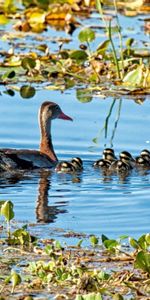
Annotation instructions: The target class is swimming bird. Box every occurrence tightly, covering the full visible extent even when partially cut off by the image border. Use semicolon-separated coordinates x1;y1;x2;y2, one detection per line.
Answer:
136;149;150;167
93;148;117;168
0;101;72;171
110;151;135;172
55;157;83;173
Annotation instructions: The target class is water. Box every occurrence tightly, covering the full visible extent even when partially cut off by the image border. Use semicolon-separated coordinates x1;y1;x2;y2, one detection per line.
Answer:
0;9;150;240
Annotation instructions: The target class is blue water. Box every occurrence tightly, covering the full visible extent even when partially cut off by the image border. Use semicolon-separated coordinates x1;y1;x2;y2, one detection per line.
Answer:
0;9;150;240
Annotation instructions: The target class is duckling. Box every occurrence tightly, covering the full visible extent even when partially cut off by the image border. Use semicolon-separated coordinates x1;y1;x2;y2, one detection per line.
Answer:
55;161;76;173
55;157;83;173
102;148;117;162
93;148;117;168
136;149;150;167
71;157;83;170
110;151;135;172
136;149;150;168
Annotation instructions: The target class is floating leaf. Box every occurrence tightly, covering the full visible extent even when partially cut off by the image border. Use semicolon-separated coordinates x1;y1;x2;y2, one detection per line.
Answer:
129;237;139;249
75;293;102;300
123;65;143;87
2;70;16;81
90;235;99;246
20;85;36;99
78;28;95;43
0;200;14;222
21;57;36;71
76;88;93;103
70;50;88;62
135;250;150;274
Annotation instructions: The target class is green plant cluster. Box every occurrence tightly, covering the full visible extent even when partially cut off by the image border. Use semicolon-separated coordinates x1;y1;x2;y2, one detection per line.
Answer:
0;200;150;299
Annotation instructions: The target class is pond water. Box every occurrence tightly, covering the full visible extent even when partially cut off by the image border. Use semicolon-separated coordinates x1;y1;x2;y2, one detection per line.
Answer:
0;9;150;241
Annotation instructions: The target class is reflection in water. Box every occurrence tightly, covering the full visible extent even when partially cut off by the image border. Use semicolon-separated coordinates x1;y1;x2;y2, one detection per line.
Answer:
36;170;67;223
93;98;122;148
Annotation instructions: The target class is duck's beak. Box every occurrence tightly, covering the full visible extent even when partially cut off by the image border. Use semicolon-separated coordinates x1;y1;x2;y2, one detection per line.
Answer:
58;111;73;121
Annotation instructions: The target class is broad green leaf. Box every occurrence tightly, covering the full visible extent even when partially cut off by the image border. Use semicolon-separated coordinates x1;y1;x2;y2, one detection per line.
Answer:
104;239;119;249
70;50;88;62
90;235;99;246
96;39;110;54
135;251;150;274
101;234;109;244
75;293;102;300
2;70;16;81
78;28;95;43
20;85;36;99
98;270;110;280
11;271;21;293
21;57;36;70
145;233;150;245
0;200;14;222
129;237;139;249
123;65;143;87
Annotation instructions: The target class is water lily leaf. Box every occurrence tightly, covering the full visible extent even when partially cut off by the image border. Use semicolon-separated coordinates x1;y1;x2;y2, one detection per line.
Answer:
21;57;36;70
0;200;14;222
78;28;95;43
20;85;36;98
135;250;150;274
70;50;88;62
123;65;143;87
76;88;93;103
2;70;16;81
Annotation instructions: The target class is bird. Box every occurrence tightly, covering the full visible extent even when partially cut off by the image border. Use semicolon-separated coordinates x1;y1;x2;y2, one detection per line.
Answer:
136;149;150;167
93;148;117;168
55;157;83;173
110;151;135;172
0;101;72;171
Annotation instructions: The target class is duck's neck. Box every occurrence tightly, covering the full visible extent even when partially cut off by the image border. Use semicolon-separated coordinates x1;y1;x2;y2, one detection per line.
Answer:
39;113;58;162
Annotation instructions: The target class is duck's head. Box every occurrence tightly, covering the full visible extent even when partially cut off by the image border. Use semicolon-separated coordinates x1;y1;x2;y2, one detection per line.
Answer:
71;157;83;170
55;161;75;173
140;149;150;162
119;151;135;166
40;101;73;122
103;148;117;161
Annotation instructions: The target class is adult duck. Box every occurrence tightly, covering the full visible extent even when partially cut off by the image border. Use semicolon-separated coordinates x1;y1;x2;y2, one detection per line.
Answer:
0;101;72;171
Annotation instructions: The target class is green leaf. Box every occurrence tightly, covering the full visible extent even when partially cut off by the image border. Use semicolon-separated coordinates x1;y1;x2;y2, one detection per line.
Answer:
101;234;109;244
103;239;119;250
135;251;150;274
21;57;36;70
20;85;36;99
75;293;102;300
0;200;14;222
76;88;93;103
90;235;99;246
96;39;110;55
113;294;124;300
70;50;88;62
11;271;22;293
129;237;139;249
78;28;95;43
2;70;16;81
126;38;134;48
145;233;150;245
123;65;143;87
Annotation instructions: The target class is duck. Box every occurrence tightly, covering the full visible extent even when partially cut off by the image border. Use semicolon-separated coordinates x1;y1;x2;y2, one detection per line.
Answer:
55;157;83;173
0;101;72;171
136;149;150;167
110;151;135;172
93;148;117;168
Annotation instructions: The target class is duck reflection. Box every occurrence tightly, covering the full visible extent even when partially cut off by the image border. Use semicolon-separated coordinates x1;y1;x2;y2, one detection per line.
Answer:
36;170;67;223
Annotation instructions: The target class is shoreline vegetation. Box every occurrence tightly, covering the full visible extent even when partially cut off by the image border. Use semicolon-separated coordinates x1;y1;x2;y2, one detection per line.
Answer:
0;1;150;299
0;0;150;100
0;200;150;299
